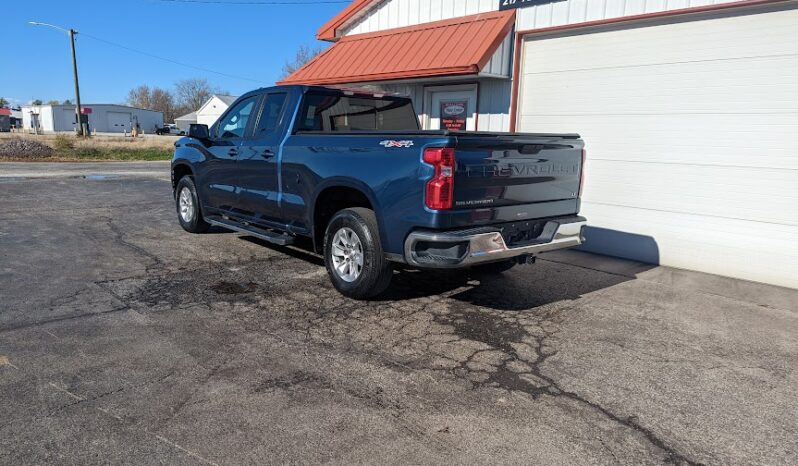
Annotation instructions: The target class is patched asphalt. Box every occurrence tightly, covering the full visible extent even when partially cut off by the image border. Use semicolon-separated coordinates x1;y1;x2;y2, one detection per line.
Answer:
1;162;797;465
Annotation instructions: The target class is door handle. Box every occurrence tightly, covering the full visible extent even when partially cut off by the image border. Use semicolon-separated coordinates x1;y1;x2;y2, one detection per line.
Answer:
262;150;275;159
228;148;238;156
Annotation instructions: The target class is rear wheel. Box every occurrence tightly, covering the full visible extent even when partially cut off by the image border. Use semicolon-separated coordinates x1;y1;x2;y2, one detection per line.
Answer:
324;208;392;299
175;176;210;234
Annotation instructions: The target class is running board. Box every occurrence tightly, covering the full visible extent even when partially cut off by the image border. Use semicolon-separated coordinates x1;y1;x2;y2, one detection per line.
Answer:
207;217;294;246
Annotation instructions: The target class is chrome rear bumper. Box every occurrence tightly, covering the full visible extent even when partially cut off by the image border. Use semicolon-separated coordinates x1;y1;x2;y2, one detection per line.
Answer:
404;216;586;268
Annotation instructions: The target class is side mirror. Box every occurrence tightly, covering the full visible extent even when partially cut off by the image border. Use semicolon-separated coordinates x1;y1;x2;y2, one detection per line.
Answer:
188;124;210;140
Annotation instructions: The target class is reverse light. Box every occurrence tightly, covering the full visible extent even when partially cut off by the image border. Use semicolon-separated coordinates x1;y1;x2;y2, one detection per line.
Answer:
424;147;455;210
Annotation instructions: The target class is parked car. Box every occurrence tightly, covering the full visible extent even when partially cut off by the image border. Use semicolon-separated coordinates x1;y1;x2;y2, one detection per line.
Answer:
156;124;184;136
171;85;587;299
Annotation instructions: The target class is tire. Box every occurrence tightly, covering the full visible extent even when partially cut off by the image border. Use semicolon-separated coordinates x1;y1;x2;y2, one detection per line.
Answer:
471;259;517;275
324;208;393;299
175;176;210;234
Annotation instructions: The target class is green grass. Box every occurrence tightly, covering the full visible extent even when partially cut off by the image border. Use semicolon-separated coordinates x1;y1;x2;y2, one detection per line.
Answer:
68;147;173;161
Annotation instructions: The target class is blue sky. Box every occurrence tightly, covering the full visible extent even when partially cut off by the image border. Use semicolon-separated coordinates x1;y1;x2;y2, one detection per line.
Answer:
0;0;344;107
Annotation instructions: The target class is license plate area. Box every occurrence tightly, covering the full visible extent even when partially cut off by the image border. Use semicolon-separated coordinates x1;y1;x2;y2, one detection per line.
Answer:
500;220;549;247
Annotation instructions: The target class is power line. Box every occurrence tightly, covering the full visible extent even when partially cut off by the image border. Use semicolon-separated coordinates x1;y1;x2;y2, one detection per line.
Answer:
156;0;347;4
77;32;266;84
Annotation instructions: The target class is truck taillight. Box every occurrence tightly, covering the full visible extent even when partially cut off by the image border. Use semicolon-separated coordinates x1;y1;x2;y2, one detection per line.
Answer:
578;148;586;197
423;147;455;210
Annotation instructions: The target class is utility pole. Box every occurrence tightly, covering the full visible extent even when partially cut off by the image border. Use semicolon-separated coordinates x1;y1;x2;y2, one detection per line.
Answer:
69;29;86;137
29;22;86;136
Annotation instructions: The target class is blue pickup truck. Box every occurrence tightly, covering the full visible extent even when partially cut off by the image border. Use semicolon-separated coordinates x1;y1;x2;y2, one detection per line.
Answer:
172;85;586;299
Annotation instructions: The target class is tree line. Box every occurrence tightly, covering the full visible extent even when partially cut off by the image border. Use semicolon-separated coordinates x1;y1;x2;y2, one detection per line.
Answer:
127;78;228;123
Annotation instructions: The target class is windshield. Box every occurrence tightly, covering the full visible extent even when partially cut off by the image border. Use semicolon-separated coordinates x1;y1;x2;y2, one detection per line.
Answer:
297;92;419;132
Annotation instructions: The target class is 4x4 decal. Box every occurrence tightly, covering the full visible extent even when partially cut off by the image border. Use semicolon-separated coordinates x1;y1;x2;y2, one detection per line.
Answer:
379;140;414;148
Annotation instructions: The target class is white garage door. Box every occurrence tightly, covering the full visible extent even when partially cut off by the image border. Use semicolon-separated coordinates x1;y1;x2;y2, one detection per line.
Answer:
106;112;131;133
516;7;798;288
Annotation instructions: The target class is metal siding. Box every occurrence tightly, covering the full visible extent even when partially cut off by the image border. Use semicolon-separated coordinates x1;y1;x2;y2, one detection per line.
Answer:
343;0;496;35
339;0;746;35
477;79;512;132
481;32;513;77
516;7;798;288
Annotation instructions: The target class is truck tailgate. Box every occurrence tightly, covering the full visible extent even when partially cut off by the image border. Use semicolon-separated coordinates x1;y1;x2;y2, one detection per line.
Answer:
452;134;584;211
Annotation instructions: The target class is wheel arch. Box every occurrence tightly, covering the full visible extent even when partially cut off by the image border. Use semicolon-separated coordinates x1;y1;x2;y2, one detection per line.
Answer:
311;178;384;253
171;162;194;194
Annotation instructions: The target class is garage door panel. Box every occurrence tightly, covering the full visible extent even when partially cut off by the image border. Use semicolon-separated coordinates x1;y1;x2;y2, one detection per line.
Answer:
580;203;798;289
584;160;798;225
524;10;798;73
518;7;798;287
521;114;798;169
522;59;798;114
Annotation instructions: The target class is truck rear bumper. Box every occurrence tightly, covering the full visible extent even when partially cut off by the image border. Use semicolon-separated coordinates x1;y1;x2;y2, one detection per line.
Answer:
403;216;586;268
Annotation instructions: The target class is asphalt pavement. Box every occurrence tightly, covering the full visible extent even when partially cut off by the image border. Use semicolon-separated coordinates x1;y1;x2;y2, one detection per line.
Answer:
1;162;796;465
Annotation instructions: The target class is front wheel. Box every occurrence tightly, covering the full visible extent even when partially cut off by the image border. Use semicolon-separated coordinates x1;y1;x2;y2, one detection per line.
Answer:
324;208;392;300
175;176;210;234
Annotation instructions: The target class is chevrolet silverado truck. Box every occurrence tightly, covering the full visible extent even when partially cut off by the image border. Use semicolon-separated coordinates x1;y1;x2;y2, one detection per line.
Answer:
171;85;587;299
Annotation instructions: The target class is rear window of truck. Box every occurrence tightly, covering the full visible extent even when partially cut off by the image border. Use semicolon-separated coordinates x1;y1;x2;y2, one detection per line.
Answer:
297;92;419;132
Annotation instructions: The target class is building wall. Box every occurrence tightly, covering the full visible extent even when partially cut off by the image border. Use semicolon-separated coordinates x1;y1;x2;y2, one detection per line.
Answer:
21;105;163;133
197;96;232;127
340;0;744;36
334;0;754;132
21;106;55;132
175;117;198;133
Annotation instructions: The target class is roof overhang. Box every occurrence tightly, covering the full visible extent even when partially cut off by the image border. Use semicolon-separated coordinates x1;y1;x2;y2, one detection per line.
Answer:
281;10;516;86
317;0;377;42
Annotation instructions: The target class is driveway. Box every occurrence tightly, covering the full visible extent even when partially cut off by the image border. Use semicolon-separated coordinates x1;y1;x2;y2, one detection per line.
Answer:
1;162;796;465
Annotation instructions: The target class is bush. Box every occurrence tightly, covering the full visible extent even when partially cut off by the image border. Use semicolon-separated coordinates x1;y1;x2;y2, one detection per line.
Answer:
53;134;75;151
0;138;55;158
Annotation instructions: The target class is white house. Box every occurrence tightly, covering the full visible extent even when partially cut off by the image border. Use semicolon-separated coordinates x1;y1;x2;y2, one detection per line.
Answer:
196;95;238;127
281;0;798;289
21;104;163;134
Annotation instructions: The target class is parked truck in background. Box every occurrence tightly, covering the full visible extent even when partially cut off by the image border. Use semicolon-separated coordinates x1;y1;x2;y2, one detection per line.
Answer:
171;85;587;299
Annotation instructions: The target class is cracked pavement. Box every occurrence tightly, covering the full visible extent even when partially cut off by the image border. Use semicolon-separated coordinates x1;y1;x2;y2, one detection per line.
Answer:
1;162;797;465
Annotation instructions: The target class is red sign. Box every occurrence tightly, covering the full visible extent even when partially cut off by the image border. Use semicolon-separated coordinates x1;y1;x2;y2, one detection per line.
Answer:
440;100;468;131
81;107;92;114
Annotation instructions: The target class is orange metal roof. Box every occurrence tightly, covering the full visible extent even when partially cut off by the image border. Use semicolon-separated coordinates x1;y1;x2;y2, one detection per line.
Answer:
317;0;375;41
281;10;516;86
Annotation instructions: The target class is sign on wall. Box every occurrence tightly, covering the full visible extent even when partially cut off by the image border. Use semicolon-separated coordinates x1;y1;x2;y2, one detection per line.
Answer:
499;0;565;10
440;101;468;131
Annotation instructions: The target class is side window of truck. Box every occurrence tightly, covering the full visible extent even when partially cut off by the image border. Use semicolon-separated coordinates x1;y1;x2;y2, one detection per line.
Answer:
217;96;258;139
256;93;288;135
297;92;418;132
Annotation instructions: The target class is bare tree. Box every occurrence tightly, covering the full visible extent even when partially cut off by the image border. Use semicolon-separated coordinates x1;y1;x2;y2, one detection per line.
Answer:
0;97;8;108
174;78;227;113
46;99;60;105
127;85;153;110
281;45;326;80
151;88;178;123
127;85;180;123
